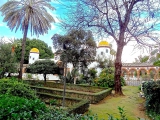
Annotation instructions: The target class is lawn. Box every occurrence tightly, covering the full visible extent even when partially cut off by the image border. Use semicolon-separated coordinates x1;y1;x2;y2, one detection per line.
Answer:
87;86;150;120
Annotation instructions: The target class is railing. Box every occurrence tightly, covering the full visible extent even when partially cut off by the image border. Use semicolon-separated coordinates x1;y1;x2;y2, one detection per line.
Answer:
125;80;142;86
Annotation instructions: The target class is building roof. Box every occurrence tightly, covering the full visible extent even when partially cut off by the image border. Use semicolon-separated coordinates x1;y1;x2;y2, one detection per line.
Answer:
122;62;154;67
98;40;110;47
30;48;39;53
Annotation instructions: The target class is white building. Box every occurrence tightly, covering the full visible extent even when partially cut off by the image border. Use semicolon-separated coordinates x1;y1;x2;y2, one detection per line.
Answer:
29;48;40;64
88;40;111;75
27;40;111;80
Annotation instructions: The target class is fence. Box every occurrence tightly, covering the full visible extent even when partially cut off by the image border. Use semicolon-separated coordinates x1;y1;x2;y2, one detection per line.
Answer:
125;80;142;86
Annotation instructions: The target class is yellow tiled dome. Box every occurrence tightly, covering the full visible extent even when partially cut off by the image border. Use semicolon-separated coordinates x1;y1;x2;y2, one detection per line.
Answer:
30;48;39;53
98;40;109;47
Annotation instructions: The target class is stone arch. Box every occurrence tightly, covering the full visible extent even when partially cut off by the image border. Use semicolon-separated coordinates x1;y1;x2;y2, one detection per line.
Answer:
121;68;129;76
148;68;157;80
138;68;148;81
129;68;137;78
121;68;129;80
138;68;147;75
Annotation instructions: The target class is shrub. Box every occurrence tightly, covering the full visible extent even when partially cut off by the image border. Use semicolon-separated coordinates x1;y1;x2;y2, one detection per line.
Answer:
37;107;99;120
94;68;126;88
0;77;37;99
0;94;48;120
108;107;128;120
142;80;160;118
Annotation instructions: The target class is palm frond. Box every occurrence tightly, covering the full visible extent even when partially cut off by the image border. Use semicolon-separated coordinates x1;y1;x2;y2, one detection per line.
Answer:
0;0;55;36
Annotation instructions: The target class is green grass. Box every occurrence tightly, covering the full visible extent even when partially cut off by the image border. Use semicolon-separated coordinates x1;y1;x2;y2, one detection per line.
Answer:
87;86;150;120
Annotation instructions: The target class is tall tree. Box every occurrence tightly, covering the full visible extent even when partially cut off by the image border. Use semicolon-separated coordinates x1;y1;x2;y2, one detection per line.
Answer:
0;43;18;78
52;29;96;74
14;38;54;64
0;0;55;79
63;0;160;95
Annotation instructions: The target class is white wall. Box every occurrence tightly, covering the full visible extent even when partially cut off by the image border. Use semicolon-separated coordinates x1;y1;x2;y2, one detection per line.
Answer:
96;47;110;61
29;53;39;64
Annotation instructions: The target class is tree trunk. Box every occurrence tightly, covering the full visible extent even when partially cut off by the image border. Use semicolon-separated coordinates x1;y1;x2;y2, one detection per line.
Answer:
114;44;124;95
44;74;47;84
18;24;29;79
74;77;76;84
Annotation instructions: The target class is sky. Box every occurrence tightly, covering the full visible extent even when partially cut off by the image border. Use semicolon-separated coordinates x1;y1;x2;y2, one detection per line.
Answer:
0;0;150;63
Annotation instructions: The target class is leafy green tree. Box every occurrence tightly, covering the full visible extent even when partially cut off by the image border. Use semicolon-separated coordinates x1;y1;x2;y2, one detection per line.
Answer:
14;38;54;64
109;44;116;62
27;60;59;83
134;55;149;63
153;60;160;66
0;43;18;78
96;57;114;69
63;0;160;95
52;29;96;74
149;48;160;63
134;48;160;63
0;0;55;79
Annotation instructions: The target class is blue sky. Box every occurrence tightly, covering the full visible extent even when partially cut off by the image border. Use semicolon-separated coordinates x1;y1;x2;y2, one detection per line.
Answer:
0;0;155;63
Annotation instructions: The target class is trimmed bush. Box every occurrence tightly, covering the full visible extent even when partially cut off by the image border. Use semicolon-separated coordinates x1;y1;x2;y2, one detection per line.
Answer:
37;92;90;114
0;77;37;99
26;80;106;93
31;86;112;103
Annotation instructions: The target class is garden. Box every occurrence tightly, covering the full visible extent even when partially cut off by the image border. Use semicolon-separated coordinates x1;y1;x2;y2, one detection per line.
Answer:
0;0;160;119
1;77;160;120
0;77;96;119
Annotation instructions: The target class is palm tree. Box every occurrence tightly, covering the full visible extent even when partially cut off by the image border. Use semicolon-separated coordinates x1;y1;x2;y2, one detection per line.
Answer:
0;0;55;79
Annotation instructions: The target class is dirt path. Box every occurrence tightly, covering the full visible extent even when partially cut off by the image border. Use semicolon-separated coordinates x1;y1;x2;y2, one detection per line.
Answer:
87;86;150;120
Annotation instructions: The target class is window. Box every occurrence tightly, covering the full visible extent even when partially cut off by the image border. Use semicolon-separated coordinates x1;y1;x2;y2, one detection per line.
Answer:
101;52;103;55
106;49;108;53
33;58;34;60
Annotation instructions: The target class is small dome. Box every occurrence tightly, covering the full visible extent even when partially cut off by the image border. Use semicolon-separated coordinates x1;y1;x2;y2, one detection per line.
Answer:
98;40;109;47
30;48;39;53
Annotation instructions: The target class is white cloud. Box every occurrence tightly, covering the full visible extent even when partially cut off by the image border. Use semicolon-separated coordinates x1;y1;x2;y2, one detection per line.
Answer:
51;0;61;4
0;36;15;43
51;23;56;30
0;23;4;27
102;36;150;63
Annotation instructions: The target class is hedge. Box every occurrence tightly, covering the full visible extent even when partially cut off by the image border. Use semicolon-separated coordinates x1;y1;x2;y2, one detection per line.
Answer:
36;92;89;114
25;80;106;93
31;85;112;103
